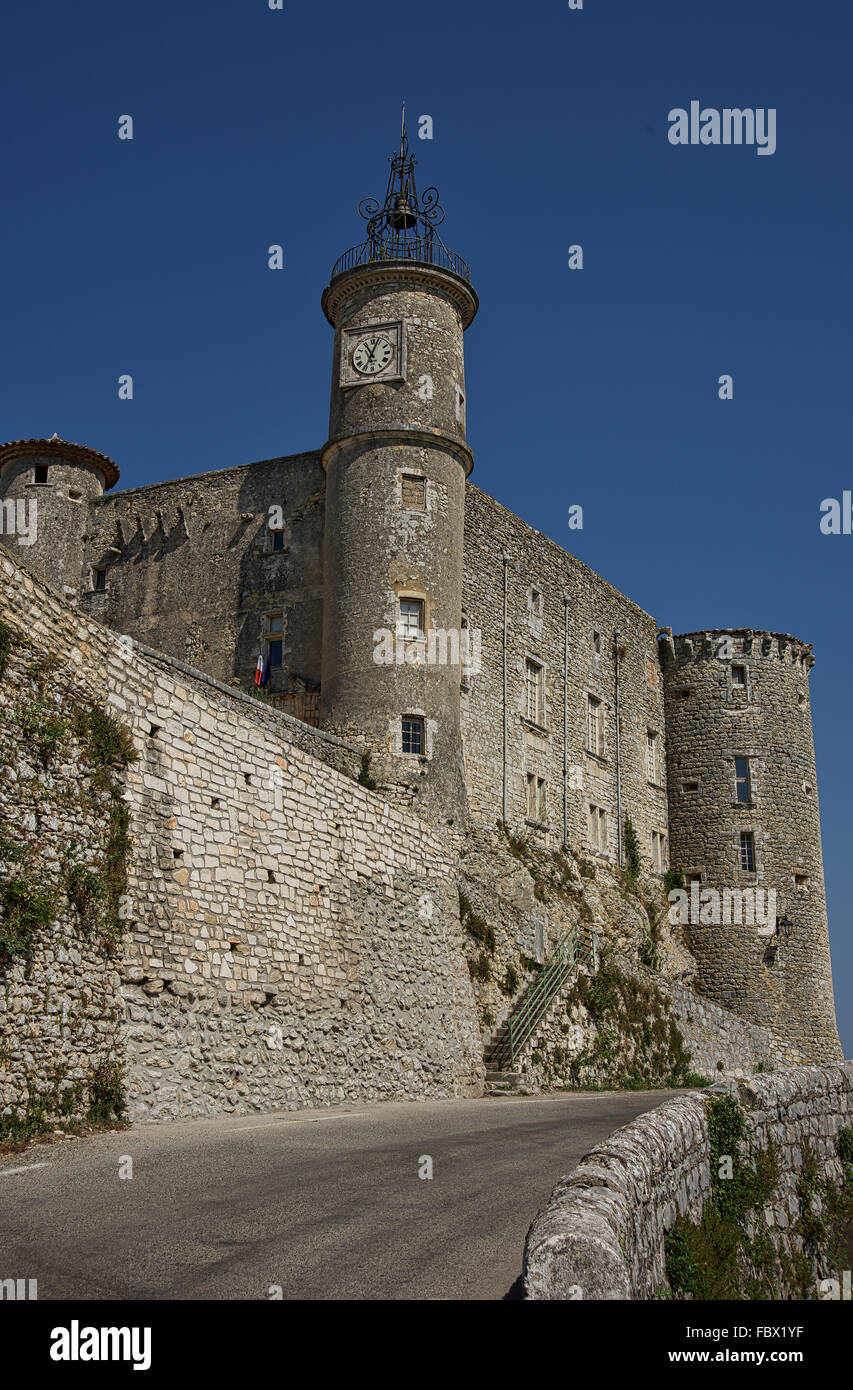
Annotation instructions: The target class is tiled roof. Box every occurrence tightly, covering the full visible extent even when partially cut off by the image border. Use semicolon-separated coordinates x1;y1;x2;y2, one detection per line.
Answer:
0;436;119;490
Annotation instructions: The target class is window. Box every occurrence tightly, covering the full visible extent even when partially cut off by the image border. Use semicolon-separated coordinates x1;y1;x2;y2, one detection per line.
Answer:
93;567;107;591
681;780;700;793
588;803;608;852
398;598;424;642
265;613;283;668
526;774;546;822
402;715;424;755
734;757;751;803
401;474;426;511
587;694;603;755
525;660;544;725
646;731;660;784
731;665;747;688
739;831;755;873
269;527;285;552
592;631;602;655
651;831;667;873
33;465;49;484
794;873;808;890
530;588;544;617
685;872;702;887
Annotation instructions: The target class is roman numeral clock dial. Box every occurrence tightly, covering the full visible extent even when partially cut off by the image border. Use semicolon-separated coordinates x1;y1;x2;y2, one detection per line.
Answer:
352;334;394;376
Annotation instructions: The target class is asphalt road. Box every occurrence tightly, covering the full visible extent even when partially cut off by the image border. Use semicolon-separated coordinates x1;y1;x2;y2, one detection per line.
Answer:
0;1090;677;1301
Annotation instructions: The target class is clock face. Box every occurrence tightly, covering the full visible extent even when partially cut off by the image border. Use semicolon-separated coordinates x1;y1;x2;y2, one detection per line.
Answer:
352;334;394;376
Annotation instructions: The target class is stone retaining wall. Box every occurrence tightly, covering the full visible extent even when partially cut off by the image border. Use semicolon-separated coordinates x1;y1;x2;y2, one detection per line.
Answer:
523;1061;853;1300
0;551;483;1124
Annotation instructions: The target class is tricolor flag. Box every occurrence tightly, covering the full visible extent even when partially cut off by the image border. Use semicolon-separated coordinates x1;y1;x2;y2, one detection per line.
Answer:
254;653;270;687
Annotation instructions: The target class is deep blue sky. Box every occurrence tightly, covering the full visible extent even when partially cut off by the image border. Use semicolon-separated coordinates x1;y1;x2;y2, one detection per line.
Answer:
3;0;850;1053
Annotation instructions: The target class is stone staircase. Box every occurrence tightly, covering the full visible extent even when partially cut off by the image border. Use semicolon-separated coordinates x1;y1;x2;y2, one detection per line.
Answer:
483;923;594;1094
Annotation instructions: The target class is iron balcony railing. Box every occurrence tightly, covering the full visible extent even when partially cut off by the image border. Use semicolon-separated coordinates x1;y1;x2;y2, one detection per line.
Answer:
491;923;594;1071
330;235;471;283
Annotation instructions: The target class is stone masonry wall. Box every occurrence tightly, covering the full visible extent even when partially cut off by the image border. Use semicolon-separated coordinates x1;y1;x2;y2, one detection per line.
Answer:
462;485;669;878
0;630;125;1132
80;452;326;701
660;629;841;1061
0;550;483;1122
523;1061;853;1300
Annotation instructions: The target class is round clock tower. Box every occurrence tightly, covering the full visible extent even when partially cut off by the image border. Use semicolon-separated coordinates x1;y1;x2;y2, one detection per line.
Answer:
319;118;478;826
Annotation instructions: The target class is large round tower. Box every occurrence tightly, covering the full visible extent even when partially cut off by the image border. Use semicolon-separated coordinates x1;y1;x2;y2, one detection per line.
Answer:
319;118;478;827
659;627;842;1061
0;436;119;596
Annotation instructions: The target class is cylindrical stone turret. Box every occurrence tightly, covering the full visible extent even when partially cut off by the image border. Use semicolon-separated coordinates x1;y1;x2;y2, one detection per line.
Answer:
659;628;842;1061
0;436;119;597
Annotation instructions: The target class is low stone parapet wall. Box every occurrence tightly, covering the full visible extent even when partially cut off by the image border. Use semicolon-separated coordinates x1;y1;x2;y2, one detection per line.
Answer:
523;1061;853;1300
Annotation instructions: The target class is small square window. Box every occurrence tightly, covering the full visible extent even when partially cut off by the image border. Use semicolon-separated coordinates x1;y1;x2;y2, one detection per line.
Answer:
739;831;755;873
731;665;747;687
402;716;424;755
34;465;49;484
93;567;107;591
401;475;426;511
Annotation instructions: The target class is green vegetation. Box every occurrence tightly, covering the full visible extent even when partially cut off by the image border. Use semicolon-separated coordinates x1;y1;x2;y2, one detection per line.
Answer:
665;1094;782;1299
0;618;18;679
556;949;696;1090
458;888;495;954
501;963;519;997
0;1060;127;1151
623;815;641;883
663;867;684;897
0;872;59;963
665;1100;853;1300
467;952;492;984
15;697;70;766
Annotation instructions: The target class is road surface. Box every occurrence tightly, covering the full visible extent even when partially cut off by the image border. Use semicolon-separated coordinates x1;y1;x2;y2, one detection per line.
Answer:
0;1089;679;1300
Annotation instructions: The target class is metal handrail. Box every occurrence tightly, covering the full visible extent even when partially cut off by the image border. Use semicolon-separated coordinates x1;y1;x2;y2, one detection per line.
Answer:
491;923;592;1070
330;236;471;283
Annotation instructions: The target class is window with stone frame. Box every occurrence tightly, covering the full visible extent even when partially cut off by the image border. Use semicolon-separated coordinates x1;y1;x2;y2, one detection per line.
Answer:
401;474;426;511
525;659;544;725
526;773;546;822
587;694;604;755
588;803;607;852
735;757;752;803
264;613;284;668
651;830;667;872
402;715;424;755
268;522;286;552
646;730;661;784
739;830;756;873
33;465;49;484
92;566;107;592
397;598;425;642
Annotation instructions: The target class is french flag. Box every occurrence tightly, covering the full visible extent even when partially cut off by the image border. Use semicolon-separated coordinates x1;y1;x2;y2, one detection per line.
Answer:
254;653;270;687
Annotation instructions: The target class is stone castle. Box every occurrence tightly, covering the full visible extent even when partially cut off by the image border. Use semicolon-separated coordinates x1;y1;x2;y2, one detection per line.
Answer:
0;126;842;1125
